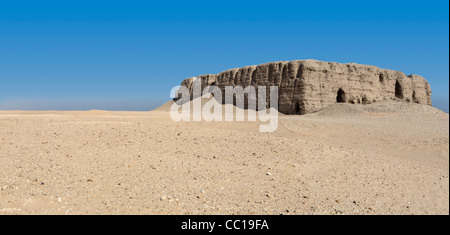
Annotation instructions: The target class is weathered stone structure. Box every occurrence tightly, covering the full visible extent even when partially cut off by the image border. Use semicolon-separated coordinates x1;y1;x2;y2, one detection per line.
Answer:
180;60;432;114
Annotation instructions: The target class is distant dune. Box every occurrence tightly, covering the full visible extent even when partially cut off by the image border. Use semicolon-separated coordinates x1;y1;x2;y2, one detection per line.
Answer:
152;100;175;112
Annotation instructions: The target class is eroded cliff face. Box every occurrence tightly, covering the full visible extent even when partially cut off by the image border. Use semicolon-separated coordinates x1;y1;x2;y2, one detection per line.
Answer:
180;60;432;114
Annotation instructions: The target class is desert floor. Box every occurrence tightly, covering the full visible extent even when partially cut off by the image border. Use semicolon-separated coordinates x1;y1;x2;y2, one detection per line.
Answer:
0;101;448;215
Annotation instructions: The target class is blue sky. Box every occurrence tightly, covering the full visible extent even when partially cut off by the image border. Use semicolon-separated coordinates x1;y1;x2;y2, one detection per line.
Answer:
0;0;448;112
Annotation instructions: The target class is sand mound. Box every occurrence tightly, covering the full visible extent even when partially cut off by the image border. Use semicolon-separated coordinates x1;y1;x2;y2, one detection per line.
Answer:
154;97;446;118
152;100;175;112
361;101;447;114
153;96;262;115
152;96;221;112
314;103;367;116
313;101;447;117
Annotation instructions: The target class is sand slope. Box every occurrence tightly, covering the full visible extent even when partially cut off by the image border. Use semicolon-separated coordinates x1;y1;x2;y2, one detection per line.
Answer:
0;102;448;215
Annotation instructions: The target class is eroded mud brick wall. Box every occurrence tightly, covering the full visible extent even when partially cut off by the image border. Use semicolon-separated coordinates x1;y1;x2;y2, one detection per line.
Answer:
180;60;432;114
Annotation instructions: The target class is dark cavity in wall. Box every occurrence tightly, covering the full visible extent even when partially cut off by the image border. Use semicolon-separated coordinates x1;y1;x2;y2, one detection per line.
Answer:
295;102;301;114
412;91;420;104
379;74;384;83
337;89;346;103
395;80;403;99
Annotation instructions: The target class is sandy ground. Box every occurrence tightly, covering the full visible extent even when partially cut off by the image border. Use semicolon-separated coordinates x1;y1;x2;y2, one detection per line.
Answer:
0;101;448;215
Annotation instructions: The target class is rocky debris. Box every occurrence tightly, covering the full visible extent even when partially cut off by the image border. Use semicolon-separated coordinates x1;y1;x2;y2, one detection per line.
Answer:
0;108;447;215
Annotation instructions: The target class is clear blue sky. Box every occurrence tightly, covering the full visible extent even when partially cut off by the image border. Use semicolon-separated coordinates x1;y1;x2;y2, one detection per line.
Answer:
0;0;448;112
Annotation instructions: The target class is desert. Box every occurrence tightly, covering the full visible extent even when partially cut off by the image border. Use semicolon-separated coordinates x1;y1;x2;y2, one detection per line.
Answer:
2;1;448;218
0;100;448;215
